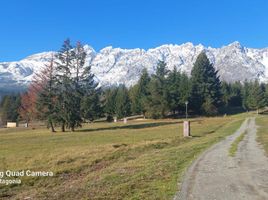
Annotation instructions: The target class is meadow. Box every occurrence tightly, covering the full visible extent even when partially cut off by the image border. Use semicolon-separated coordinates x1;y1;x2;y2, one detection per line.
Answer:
256;114;268;155
0;114;247;199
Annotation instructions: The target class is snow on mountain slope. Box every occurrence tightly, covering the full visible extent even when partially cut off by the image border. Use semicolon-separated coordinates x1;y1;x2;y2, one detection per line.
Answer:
0;42;268;90
0;52;54;90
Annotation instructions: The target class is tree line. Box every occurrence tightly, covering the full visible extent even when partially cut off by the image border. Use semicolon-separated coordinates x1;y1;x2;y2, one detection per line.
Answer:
1;39;100;131
1;40;268;131
104;52;268;119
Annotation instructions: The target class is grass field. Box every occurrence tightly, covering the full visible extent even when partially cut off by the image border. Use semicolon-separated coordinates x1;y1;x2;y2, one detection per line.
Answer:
229;130;246;157
256;114;268;155
0;114;246;200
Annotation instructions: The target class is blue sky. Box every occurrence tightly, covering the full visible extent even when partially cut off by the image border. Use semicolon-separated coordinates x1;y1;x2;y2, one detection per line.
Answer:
0;0;268;61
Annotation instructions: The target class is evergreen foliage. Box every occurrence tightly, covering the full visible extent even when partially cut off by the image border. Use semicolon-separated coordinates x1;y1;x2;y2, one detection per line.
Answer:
81;89;102;122
247;80;266;112
27;39;101;131
10;46;267;129
129;68;150;115
54;39;75;131
221;81;243;108
115;85;131;118
0;94;21;124
104;87;118;121
78;43;102;122
53;39;100;131
190;52;222;115
36;58;58;132
166;67;181;114
166;68;191;115
145;61;169;118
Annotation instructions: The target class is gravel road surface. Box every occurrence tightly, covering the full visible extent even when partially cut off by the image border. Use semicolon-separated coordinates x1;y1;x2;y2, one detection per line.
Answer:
175;117;268;200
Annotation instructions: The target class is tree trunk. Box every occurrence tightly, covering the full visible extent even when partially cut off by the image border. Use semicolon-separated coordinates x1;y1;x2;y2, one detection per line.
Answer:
61;123;65;132
71;125;75;132
50;121;55;132
143;112;146;119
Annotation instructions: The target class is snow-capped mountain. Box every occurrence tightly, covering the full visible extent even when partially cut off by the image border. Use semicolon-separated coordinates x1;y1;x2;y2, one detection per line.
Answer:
1;41;268;91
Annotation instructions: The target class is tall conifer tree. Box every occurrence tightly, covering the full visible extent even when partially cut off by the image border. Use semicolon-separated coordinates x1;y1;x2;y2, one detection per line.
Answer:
130;68;150;115
104;87;118;121
166;67;181;114
36;57;58;132
146;61;169;118
115;85;131;118
190;52;222;115
246;80;266;113
55;39;75;131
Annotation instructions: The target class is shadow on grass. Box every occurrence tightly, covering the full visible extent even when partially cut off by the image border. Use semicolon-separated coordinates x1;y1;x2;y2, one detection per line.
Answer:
78;121;182;133
218;106;246;115
260;111;268;115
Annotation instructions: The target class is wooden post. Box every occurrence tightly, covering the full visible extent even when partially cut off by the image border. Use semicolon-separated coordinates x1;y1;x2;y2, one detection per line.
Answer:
183;121;191;137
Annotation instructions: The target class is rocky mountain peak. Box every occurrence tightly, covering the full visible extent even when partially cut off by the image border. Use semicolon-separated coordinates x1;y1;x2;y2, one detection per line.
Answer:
0;42;268;91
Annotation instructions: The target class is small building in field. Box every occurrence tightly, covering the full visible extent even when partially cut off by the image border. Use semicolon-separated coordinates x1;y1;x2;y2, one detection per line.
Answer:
6;122;18;128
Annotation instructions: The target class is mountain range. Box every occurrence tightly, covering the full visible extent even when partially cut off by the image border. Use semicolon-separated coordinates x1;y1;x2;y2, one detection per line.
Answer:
1;41;268;92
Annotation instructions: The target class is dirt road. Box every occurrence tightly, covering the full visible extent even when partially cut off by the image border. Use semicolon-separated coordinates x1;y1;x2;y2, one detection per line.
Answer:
175;117;268;200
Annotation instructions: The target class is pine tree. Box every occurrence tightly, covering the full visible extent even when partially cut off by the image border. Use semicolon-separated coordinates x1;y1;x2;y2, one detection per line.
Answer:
1;96;12;124
166;67;181;114
36;57;58;132
265;84;268;105
55;39;93;131
178;72;191;112
242;81;250;110
80;73;102;122
81;91;102;122
129;68;150;115
115;85;131;119
229;82;243;107
145;61;169;118
257;83;267;110
247;80;266;113
104;87;118;121
221;82;231;107
190;52;222;115
129;85;140;114
221;82;243;108
55;39;74;131
0;95;21;124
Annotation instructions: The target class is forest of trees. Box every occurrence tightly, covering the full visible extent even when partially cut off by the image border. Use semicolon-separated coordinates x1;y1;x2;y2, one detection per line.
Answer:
1;40;268;131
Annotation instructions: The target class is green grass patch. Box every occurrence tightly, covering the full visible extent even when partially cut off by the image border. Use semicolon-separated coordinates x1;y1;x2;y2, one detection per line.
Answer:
229;131;246;157
0;114;246;200
256;115;268;155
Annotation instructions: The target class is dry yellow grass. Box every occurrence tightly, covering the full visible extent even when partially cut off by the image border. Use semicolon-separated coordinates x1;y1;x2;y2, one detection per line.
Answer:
256;115;268;155
0;114;245;199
